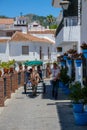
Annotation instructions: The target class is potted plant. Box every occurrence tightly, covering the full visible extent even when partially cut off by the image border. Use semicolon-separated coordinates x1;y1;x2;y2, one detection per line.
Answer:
81;42;87;49
60;67;70;85
60;67;71;95
69;81;83;113
81;42;87;58
82;86;87;112
63;53;68;60
73;53;82;67
69;81;87;125
67;49;77;54
67;56;72;65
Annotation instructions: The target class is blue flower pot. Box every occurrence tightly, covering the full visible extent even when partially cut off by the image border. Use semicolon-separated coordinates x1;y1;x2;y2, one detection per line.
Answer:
63;88;71;95
75;59;82;67
67;59;72;65
84;105;87;112
73;103;83;113
73;112;87;125
63;55;67;60
59;81;65;88
82;49;87;58
61;61;65;66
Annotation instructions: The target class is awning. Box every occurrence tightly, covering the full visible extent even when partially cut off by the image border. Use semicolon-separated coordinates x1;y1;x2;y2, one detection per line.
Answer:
24;60;43;66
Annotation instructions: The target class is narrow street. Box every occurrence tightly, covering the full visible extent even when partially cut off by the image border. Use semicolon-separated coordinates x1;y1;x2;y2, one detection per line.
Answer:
0;79;87;130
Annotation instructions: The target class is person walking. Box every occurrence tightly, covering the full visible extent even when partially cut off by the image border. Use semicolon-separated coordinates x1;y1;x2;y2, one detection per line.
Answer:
46;64;51;78
30;66;40;96
51;62;60;99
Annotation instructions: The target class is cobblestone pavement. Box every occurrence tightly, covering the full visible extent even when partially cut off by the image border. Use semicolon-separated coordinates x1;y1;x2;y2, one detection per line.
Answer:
0;79;87;130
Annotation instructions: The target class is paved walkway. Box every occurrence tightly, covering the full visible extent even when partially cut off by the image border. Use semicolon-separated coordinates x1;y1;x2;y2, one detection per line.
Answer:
0;79;87;130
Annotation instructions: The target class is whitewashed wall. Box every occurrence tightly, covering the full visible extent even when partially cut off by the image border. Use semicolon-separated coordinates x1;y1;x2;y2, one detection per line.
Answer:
0;43;9;61
9;41;56;63
81;0;87;44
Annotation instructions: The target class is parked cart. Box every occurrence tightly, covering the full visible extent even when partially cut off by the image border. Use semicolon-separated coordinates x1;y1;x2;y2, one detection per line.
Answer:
23;60;45;95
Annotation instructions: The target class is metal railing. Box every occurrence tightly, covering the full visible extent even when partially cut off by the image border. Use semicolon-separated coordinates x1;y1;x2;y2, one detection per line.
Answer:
64;16;78;27
55;18;64;37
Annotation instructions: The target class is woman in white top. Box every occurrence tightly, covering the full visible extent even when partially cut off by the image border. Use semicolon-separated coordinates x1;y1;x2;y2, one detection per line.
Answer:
51;63;60;99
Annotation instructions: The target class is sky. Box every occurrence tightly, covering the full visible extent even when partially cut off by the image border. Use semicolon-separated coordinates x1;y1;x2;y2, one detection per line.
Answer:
0;0;61;18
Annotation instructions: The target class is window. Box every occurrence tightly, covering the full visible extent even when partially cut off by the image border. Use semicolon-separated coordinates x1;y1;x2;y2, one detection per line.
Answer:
57;47;62;52
22;46;29;55
39;46;42;59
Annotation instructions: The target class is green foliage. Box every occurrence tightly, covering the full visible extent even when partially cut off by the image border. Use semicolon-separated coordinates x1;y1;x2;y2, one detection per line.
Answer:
0;14;57;28
46;15;54;26
0;15;8;18
60;67;70;84
49;24;58;29
69;81;83;103
0;60;15;69
82;86;87;104
24;14;57;27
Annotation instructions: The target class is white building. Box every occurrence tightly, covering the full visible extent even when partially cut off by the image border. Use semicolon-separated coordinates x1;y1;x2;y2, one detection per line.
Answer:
52;0;81;54
28;21;45;31
52;0;86;84
81;0;87;44
0;31;56;64
0;16;57;67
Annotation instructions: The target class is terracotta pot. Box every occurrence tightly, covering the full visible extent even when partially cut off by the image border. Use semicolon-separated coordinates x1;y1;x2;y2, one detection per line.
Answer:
3;68;9;74
10;67;14;73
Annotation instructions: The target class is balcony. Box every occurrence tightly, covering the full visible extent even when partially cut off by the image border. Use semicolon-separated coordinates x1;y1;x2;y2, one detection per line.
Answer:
64;16;78;26
55;16;80;46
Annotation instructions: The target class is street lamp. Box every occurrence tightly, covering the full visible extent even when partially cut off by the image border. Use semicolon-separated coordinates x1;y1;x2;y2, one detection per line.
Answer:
60;0;70;10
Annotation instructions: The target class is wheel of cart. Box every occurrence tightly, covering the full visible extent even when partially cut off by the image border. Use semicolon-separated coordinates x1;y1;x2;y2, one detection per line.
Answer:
23;60;43;94
24;82;27;94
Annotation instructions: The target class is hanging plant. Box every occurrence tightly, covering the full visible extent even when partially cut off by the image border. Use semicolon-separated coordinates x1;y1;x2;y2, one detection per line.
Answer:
81;42;87;58
80;42;87;49
67;49;77;54
72;53;82;60
0;60;15;74
63;53;68;60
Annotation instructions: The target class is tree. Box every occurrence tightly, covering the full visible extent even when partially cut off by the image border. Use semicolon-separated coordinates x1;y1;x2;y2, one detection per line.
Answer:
46;15;54;27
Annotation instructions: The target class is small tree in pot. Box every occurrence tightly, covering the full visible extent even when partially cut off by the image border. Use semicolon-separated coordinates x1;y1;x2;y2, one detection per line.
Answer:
69;81;84;113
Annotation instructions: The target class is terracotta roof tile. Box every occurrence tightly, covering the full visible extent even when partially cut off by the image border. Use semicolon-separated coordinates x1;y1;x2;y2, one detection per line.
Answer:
10;31;54;44
0;39;8;43
28;30;55;34
0;18;14;25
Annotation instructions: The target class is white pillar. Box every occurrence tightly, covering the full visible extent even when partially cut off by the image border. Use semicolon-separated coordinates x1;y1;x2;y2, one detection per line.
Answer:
66;61;72;78
75;63;83;85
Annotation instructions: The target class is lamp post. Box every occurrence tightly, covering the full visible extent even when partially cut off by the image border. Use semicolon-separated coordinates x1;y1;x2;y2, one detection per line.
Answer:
60;0;70;26
60;0;70;10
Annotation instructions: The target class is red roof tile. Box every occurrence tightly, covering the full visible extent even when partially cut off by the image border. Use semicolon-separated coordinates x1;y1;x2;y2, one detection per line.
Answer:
28;30;55;34
10;31;54;44
0;18;14;25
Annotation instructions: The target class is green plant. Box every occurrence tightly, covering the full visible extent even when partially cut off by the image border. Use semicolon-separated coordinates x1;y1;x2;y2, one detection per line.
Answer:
69;81;83;103
60;67;70;84
67;49;77;54
82;86;87;104
80;42;87;49
49;24;58;29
